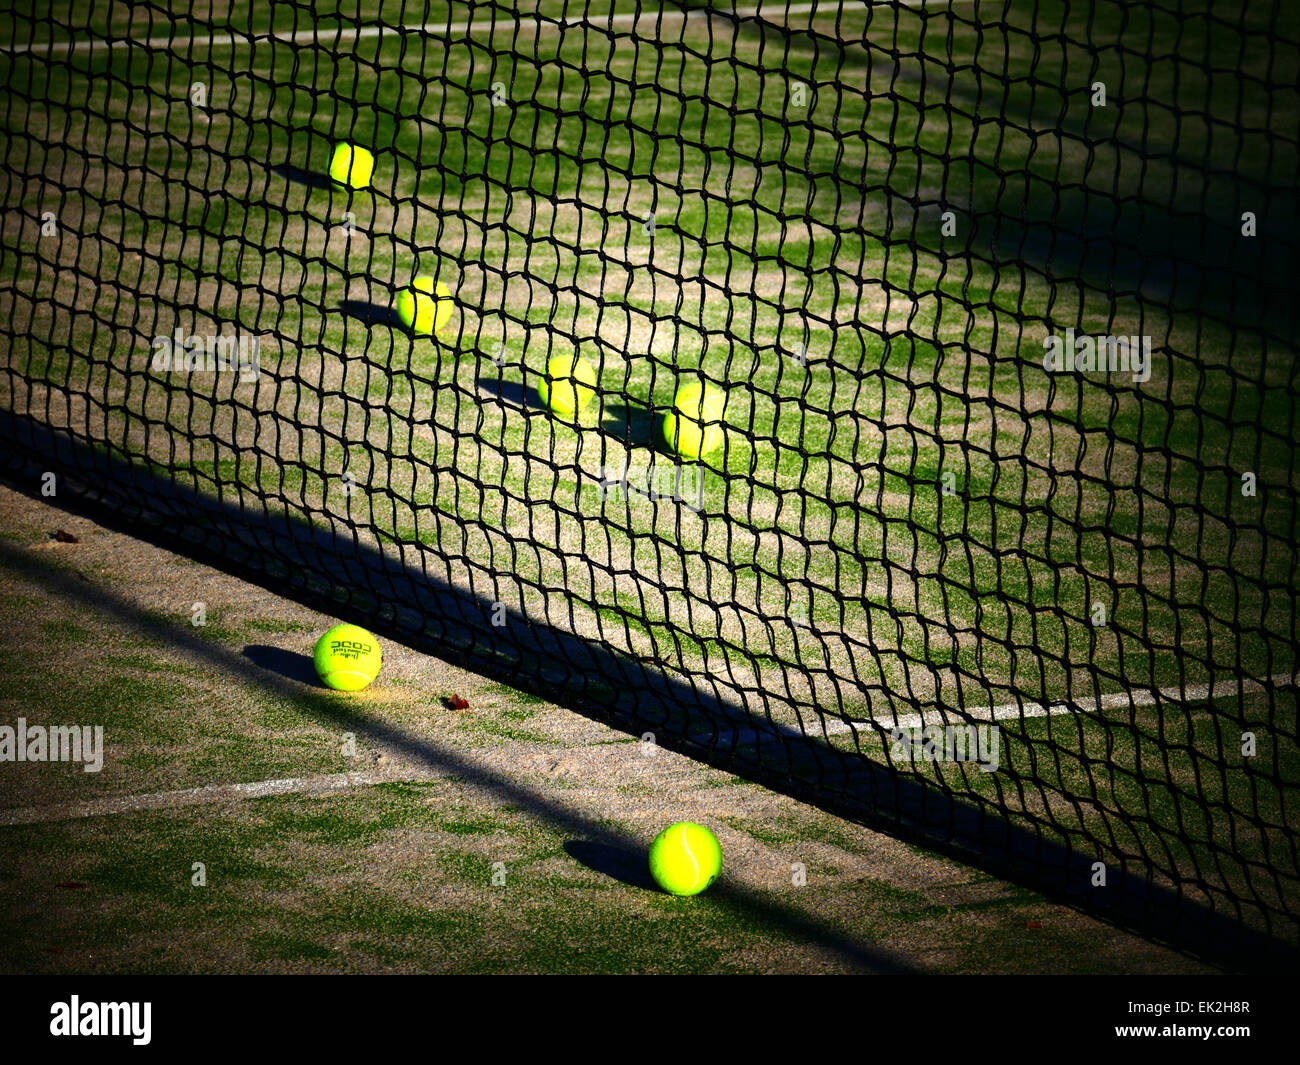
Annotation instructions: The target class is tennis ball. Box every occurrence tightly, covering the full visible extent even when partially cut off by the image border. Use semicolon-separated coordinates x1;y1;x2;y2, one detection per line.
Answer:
663;381;725;460
396;276;454;336
539;353;597;417
648;821;723;897
328;143;374;190
313;623;382;692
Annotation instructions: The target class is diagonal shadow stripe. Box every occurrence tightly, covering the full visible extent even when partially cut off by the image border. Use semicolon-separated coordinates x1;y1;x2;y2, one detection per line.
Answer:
0;408;1294;972
0;531;911;973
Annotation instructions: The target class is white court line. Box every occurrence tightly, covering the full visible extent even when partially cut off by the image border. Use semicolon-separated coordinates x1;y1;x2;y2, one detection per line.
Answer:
837;671;1300;734
705;671;1298;745
0;2;935;56
0;767;438;827
3;671;1290;825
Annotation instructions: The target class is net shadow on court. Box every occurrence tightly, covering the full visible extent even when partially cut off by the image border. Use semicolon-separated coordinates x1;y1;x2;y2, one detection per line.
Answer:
2;412;1292;973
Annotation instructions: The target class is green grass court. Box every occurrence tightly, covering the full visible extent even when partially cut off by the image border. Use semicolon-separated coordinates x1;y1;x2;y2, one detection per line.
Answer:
0;485;1221;972
0;0;1297;968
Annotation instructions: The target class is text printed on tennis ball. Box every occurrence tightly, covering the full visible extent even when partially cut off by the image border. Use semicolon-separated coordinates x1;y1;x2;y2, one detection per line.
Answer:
314;624;382;692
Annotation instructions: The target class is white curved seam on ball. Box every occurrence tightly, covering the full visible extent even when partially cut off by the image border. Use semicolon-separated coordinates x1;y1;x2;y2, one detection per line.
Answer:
680;824;700;887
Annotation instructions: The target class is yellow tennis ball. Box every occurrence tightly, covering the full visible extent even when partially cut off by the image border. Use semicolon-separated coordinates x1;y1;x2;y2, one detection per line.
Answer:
396;276;454;336
649;822;723;897
328;143;374;190
539;353;597;417
663;381;725;460
313;623;382;692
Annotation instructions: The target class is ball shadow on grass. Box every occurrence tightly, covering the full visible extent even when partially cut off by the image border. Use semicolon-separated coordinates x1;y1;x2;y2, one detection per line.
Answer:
244;644;320;687
564;839;660;892
476;371;542;412
340;299;405;330
600;399;664;453
269;162;336;191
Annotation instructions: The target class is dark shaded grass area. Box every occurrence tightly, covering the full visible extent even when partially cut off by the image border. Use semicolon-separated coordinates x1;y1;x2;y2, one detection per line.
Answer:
0;0;1297;970
1;417;1293;971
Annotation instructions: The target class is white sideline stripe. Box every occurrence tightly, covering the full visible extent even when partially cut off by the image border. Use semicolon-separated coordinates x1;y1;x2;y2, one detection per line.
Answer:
704;671;1299;746
0;2;935;55
831;671;1300;735
3;671;1290;826
0;767;437;827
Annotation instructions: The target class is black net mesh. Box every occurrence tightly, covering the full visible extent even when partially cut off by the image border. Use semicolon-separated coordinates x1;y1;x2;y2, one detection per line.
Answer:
1;1;1297;966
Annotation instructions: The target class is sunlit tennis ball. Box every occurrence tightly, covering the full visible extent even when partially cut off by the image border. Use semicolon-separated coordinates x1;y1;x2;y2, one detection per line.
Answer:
648;821;723;897
313;623;382;692
663;381;725;460
396;276;454;336
328;143;375;190
539;354;597;417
